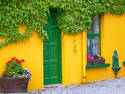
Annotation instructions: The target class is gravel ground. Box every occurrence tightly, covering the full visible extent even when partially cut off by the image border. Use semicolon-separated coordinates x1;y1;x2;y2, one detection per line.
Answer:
28;77;125;94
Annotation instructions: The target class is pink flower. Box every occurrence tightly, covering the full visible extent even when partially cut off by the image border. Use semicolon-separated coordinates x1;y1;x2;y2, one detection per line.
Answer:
13;75;16;78
19;75;23;78
87;54;93;60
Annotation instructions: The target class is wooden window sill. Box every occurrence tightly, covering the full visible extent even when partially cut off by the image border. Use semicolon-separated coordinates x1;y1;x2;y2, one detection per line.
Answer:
86;63;110;69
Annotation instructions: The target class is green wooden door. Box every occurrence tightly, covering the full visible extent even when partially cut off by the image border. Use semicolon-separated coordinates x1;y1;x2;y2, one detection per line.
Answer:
43;9;62;85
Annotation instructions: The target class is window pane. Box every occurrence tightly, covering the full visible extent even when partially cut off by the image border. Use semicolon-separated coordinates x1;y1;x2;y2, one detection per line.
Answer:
88;16;99;34
87;38;91;55
92;37;99;56
93;16;99;33
88;25;92;33
87;37;100;56
87;15;100;57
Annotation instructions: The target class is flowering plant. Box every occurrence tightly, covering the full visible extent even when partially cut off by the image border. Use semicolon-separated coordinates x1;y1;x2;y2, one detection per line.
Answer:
1;57;32;79
87;54;102;60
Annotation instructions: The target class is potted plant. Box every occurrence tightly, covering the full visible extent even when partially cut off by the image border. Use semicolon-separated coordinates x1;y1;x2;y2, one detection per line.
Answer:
87;54;105;65
0;57;32;93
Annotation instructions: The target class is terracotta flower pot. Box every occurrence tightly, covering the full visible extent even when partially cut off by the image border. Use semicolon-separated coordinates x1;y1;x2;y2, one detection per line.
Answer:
0;78;29;93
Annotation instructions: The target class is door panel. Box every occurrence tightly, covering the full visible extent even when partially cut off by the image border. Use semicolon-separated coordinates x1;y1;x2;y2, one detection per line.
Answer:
43;10;61;85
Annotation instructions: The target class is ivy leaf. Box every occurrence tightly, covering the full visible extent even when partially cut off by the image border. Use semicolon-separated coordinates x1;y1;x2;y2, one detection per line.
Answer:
0;0;125;48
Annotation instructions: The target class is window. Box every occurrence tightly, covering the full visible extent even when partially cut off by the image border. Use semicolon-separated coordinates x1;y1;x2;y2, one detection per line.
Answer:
87;15;101;56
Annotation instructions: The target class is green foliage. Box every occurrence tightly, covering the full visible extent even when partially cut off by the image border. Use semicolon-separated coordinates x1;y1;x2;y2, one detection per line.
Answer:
1;57;30;78
0;0;125;47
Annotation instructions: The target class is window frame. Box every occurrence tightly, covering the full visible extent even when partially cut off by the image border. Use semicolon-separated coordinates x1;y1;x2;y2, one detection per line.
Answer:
87;15;101;56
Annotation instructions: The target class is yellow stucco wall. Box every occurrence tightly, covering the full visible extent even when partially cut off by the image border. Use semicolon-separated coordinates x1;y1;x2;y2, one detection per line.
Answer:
59;13;125;85
86;13;125;83
62;32;83;85
0;26;43;90
1;13;125;90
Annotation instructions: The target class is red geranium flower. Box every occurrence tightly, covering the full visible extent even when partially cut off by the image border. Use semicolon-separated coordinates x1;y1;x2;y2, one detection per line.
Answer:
11;57;16;60
8;60;11;63
6;60;11;66
16;58;19;61
2;74;5;76
6;62;9;66
13;65;15;68
6;73;9;75
17;61;21;64
20;59;25;62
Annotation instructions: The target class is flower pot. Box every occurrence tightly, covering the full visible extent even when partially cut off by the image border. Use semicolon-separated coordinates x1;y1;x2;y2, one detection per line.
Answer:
87;58;105;65
0;78;29;93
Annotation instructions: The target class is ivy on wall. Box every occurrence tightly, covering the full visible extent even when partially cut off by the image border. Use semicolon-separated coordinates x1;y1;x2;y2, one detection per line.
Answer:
0;0;125;47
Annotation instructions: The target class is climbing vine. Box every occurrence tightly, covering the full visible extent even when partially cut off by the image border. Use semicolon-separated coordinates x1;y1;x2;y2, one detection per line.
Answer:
0;0;125;47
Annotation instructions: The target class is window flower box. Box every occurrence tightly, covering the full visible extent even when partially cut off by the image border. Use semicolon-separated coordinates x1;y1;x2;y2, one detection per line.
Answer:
87;58;105;65
87;54;105;65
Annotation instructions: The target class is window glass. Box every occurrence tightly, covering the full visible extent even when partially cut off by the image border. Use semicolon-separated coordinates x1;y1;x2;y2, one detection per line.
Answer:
87;37;99;56
87;15;100;57
88;26;92;33
87;38;91;55
92;37;99;55
93;16;99;33
88;16;99;34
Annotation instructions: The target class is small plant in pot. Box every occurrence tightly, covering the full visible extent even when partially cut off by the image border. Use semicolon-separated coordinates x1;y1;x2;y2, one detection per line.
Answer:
0;57;32;93
87;54;105;65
